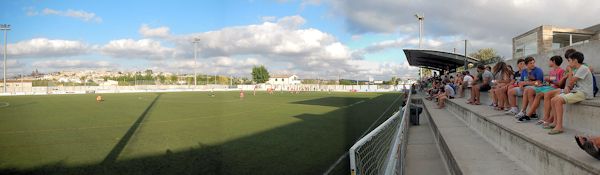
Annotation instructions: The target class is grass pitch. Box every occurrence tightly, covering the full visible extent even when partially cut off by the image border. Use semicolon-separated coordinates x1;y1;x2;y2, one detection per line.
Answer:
0;91;403;175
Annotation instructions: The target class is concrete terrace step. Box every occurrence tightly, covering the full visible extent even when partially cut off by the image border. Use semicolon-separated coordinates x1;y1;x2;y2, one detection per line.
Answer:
444;97;600;175
462;90;600;135
421;99;533;175
405;106;449;175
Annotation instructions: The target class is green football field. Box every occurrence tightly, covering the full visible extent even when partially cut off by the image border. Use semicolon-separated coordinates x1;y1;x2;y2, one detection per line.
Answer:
0;91;403;175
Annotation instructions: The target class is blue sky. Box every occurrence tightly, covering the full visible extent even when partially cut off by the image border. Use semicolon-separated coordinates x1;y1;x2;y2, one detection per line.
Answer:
2;0;416;80
5;1;336;42
1;0;598;80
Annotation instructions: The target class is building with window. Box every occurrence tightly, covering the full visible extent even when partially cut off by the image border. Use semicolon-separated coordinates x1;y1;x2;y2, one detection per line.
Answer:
512;24;600;59
267;75;301;85
0;80;33;92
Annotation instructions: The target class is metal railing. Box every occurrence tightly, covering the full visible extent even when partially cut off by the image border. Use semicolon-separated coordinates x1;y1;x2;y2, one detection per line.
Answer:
349;87;412;175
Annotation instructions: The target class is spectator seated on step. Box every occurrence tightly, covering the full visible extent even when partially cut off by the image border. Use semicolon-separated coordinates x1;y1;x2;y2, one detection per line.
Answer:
548;51;595;135
512;56;545;121
467;64;492;105
436;80;456;109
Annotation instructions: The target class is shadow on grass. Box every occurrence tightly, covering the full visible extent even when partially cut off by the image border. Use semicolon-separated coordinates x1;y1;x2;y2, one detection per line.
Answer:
0;93;402;175
290;97;370;107
102;93;162;164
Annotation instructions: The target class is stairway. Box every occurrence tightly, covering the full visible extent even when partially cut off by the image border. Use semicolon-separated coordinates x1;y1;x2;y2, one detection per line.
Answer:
411;96;600;175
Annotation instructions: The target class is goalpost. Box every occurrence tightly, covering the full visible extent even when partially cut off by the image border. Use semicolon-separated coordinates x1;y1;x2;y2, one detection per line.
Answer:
349;88;412;175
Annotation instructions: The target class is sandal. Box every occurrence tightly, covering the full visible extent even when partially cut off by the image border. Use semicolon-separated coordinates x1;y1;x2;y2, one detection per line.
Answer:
548;130;563;135
535;120;545;125
543;124;556;129
474;102;481;105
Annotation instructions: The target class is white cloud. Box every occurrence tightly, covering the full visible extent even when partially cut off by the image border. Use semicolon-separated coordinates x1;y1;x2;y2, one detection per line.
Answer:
2;60;28;77
261;16;277;22
302;0;321;6
347;60;419;79
24;7;38;16
276;15;306;29
137;15;418;79
139;24;171;38
100;39;176;60
179;15;347;61
152;56;260;76
4;60;25;68
176;16;370;77
8;15;423;80
34;8;103;23
327;0;600;57
7;38;90;58
31;59;116;69
360;37;445;55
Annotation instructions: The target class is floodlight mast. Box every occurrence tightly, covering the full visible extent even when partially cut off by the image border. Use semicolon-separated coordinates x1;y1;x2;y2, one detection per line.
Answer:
1;24;10;93
192;38;200;87
414;14;424;79
414;14;424;49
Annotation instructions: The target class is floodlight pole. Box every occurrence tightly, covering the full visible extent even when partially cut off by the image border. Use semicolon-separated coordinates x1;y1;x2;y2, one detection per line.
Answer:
192;38;200;87
415;14;424;79
415;14;424;49
1;24;10;93
464;40;468;69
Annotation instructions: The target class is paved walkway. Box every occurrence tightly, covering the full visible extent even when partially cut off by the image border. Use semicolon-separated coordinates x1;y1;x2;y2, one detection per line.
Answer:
405;105;449;175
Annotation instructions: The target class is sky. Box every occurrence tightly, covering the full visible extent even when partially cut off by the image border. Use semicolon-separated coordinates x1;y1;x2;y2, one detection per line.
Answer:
1;0;599;80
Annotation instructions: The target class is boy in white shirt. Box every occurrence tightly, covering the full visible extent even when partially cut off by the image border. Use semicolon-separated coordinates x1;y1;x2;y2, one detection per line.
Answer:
548;52;594;135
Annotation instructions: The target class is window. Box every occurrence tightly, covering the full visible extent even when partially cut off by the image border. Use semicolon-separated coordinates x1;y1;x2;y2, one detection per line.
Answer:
514;31;538;58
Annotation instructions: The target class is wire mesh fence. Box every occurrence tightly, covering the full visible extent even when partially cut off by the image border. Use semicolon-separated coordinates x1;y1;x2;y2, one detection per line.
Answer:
349;88;412;175
349;112;402;175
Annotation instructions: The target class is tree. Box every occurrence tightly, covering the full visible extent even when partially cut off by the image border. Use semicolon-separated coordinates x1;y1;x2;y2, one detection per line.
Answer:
339;79;356;85
217;76;229;85
422;68;433;77
469;48;502;65
389;76;398;85
469;48;498;60
169;75;178;83
251;65;270;83
157;74;167;83
144;69;153;76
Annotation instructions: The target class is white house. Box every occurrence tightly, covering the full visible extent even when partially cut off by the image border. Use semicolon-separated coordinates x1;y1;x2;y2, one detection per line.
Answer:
99;80;119;86
57;77;82;83
267;75;301;85
0;80;33;88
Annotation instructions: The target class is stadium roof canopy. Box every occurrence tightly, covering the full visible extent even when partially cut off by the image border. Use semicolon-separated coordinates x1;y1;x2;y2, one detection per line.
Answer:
403;49;479;72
